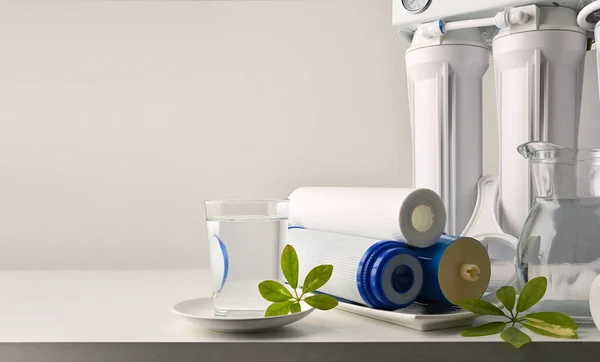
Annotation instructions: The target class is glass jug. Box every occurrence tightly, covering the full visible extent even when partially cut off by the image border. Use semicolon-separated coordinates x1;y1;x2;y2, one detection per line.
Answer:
517;142;600;323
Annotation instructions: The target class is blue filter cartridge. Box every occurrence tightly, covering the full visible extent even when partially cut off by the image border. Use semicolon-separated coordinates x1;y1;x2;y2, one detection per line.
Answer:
287;228;424;310
411;235;491;304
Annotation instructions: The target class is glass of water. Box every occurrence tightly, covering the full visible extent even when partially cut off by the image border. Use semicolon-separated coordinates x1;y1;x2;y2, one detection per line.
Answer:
205;199;289;317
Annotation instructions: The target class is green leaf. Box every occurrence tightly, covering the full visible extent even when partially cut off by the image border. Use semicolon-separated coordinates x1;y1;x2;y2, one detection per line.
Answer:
302;265;334;294
501;327;532;348
462;322;507;337
455;298;506;316
524;312;578;330
281;245;299;289
496;286;516;312
265;300;294;317
258;280;294;302
516;277;547;313
290;302;301;314
304;294;339;310
522;321;578;339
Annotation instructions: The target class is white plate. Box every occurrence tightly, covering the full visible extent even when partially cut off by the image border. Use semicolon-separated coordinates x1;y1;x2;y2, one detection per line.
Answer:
172;297;315;333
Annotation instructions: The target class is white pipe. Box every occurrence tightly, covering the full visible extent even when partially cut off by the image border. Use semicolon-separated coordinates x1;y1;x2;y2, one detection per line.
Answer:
445;18;496;32
418;8;531;39
578;0;600;31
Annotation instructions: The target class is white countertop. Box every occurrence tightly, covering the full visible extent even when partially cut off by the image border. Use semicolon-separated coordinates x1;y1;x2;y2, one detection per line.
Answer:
0;270;599;362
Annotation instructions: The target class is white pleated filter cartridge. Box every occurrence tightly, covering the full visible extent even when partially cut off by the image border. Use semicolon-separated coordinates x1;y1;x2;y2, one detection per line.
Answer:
289;187;446;248
287;228;424;310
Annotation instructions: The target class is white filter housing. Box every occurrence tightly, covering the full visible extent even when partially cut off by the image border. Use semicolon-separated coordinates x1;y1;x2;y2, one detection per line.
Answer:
493;6;586;237
406;29;489;235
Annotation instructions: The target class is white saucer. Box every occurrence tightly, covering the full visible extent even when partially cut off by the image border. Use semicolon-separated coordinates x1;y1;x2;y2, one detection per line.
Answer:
172;297;315;333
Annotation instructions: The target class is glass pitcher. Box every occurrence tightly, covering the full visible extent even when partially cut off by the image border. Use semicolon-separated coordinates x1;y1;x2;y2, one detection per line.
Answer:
517;142;600;323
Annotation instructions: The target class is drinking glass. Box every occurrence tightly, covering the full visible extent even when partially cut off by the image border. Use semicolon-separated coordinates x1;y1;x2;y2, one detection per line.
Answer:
205;199;289;317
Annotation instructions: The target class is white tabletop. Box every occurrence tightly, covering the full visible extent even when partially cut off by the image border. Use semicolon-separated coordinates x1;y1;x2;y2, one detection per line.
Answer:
0;270;598;362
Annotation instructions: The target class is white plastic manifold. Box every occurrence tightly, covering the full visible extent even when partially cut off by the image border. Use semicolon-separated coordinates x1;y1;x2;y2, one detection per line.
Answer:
418;8;532;39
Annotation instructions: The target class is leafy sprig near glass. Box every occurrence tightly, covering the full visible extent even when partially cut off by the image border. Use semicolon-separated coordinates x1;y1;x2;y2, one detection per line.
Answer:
258;245;338;316
457;276;578;348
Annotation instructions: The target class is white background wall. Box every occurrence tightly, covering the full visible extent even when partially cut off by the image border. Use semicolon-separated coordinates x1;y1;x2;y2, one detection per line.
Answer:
0;0;597;269
0;0;412;269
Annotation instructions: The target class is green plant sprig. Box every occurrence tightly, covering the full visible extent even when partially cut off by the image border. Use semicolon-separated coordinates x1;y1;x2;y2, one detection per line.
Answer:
457;276;578;348
258;244;338;317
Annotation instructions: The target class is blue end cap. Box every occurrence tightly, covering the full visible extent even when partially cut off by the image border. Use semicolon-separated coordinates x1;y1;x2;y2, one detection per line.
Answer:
439;20;445;34
288;226;305;230
370;247;403;310
357;241;420;310
356;241;398;308
370;247;419;310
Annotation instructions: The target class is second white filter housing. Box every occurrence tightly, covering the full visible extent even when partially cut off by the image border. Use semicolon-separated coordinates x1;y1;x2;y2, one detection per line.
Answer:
492;5;586;237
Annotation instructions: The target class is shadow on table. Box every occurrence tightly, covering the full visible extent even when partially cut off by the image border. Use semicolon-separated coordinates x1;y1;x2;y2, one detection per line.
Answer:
179;322;320;341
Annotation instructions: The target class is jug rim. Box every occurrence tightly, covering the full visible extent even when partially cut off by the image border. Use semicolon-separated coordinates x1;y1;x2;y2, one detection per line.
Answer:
518;141;600;163
524;149;600;163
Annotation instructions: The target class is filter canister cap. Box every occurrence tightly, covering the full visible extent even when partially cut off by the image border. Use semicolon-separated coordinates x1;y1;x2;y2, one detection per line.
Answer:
399;189;446;248
438;237;491;304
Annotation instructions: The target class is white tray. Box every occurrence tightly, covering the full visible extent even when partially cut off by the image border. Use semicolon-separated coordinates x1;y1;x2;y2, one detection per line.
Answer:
337;300;474;331
336;260;515;331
